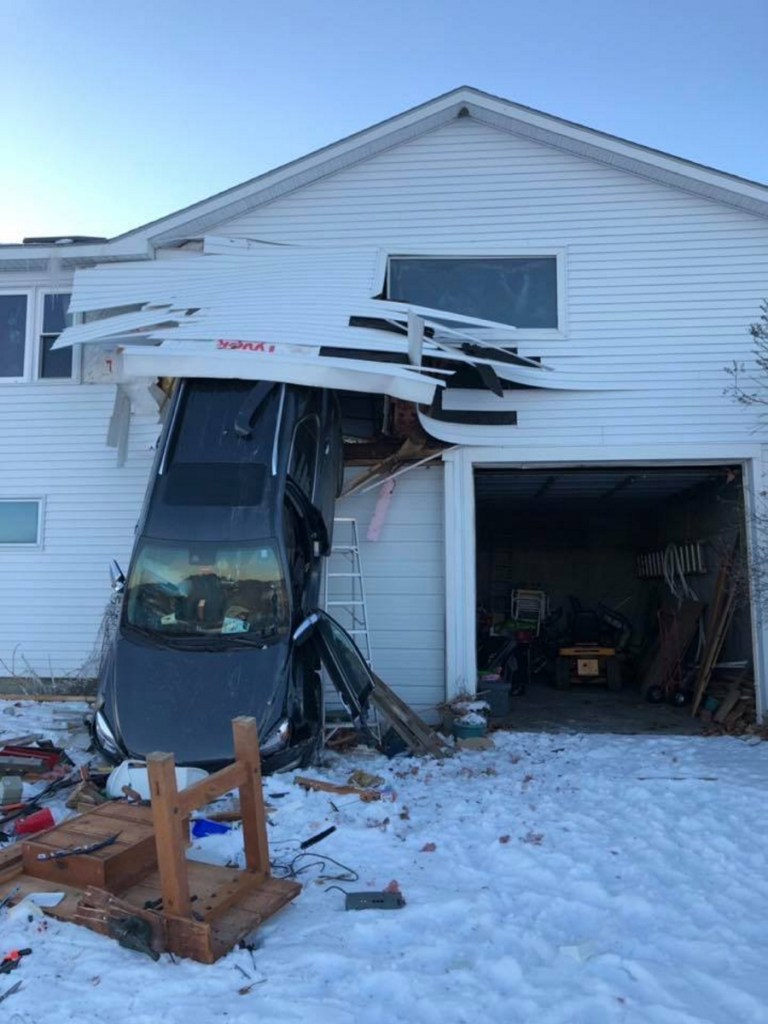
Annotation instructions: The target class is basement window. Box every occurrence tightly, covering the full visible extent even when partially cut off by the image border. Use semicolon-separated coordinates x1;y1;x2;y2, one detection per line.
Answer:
0;500;42;545
387;256;559;329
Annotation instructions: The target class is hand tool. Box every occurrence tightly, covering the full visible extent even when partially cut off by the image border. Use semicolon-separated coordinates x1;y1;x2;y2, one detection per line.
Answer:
35;832;121;861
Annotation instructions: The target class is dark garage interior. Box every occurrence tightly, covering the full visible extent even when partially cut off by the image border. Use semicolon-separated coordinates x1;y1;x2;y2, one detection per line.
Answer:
474;465;757;734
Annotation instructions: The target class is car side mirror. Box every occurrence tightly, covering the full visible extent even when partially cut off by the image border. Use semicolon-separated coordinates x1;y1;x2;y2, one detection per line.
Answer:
109;559;126;594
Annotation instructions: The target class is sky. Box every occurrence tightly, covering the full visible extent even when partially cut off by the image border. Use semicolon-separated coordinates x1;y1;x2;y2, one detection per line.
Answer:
1;0;766;243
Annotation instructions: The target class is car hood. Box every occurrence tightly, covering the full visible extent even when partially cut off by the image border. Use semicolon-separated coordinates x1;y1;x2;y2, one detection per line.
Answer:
103;633;290;766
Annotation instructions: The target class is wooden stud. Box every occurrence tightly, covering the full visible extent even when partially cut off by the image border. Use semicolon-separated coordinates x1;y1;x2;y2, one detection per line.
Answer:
147;752;191;918
232;717;270;877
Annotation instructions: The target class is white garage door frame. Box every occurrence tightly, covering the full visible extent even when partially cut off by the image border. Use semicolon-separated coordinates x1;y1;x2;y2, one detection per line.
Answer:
442;444;767;722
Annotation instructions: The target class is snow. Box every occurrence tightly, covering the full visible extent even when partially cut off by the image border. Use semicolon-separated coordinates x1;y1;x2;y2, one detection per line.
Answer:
2;700;768;1023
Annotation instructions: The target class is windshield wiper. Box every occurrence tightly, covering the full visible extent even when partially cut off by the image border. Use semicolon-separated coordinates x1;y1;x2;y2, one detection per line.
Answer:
123;623;186;649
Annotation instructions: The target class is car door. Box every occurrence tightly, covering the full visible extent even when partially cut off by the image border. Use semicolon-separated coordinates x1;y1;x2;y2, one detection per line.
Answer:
293;610;374;720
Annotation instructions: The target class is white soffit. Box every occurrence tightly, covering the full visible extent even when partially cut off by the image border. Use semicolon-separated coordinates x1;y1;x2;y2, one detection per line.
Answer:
54;241;613;398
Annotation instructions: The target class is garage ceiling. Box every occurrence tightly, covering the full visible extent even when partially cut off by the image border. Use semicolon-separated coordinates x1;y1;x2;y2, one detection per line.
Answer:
474;466;738;512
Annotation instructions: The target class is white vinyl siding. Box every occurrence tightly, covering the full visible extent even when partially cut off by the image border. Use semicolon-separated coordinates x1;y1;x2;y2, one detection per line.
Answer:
0;384;157;679
334;466;445;719
217;117;767;452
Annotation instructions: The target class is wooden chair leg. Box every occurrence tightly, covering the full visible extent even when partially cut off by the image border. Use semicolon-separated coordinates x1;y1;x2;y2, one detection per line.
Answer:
147;752;191;918
232;717;270;877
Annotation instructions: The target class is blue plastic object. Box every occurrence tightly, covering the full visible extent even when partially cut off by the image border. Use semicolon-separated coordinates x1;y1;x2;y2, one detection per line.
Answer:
191;818;231;838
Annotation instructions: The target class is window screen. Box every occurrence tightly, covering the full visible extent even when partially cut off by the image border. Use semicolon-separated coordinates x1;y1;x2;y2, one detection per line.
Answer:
40;293;73;379
0;501;40;544
388;257;558;329
0;295;28;377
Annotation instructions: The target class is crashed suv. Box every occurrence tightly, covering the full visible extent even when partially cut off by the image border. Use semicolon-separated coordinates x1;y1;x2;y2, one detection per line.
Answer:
93;379;373;771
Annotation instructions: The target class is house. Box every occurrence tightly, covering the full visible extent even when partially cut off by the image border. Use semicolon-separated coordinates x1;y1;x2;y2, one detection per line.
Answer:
1;86;767;725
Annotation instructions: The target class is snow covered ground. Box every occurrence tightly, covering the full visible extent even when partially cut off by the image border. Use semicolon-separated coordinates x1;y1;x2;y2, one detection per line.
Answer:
2;700;768;1023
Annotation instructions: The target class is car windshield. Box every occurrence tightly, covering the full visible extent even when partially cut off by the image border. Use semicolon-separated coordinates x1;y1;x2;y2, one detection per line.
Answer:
124;540;290;641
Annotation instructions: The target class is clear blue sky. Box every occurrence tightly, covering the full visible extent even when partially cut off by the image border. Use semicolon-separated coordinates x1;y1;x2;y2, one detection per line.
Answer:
1;0;765;242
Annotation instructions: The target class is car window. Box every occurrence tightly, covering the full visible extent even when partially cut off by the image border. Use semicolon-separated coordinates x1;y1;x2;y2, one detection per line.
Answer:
314;611;374;718
288;416;319;501
124;539;289;641
282;501;310;607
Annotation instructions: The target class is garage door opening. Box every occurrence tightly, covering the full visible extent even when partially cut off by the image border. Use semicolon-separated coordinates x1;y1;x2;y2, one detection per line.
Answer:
474;465;757;734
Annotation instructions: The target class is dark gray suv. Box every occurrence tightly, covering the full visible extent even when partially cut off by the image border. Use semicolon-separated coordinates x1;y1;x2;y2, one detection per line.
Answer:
92;379;373;770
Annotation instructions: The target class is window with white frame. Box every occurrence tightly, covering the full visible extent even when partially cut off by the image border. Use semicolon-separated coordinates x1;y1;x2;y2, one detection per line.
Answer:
0;294;28;378
0;500;42;545
0;290;74;381
387;256;559;330
39;293;73;378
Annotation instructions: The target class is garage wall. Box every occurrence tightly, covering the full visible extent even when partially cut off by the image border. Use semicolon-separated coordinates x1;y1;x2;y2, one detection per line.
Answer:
331;464;446;717
477;524;645;638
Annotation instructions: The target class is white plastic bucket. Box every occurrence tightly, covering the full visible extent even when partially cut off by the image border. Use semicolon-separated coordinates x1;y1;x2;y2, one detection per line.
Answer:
106;760;208;801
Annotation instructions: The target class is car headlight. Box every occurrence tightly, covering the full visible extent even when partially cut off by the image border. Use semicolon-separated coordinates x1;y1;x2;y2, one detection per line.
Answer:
94;709;123;759
260;718;291;756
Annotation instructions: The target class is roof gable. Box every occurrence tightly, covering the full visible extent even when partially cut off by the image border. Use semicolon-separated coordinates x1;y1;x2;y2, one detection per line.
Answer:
129;86;768;248
2;86;767;269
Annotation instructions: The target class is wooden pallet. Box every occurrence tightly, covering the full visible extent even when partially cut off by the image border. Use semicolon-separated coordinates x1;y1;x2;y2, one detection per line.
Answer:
0;718;300;963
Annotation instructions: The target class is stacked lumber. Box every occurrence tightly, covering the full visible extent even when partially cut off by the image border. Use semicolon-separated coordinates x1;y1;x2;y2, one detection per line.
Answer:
698;676;758;735
691;538;741;717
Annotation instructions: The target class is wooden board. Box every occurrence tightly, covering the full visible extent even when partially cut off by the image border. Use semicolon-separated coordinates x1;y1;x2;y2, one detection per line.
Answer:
639;601;704;696
21;803;157;891
370;673;447;758
0;857;299;964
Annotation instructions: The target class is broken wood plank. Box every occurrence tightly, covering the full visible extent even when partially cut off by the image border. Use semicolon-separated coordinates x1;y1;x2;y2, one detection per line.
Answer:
294;776;382;801
714;684;742;724
370;673;447;758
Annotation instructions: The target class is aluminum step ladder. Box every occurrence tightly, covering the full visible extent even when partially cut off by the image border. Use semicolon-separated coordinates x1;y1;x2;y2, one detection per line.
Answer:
322;517;381;743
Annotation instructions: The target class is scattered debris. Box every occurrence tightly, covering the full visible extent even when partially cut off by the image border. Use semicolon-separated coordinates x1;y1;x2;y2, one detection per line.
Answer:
0;979;22;1004
0;717;300;963
66;779;108;812
344;890;406;911
346;770;384;789
369;674;448;758
521;832;544;846
294;776;382;802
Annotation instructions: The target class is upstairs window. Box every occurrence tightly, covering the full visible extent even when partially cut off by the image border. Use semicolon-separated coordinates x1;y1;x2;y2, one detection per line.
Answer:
0;295;28;378
0;290;75;382
387;256;559;330
39;293;73;379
